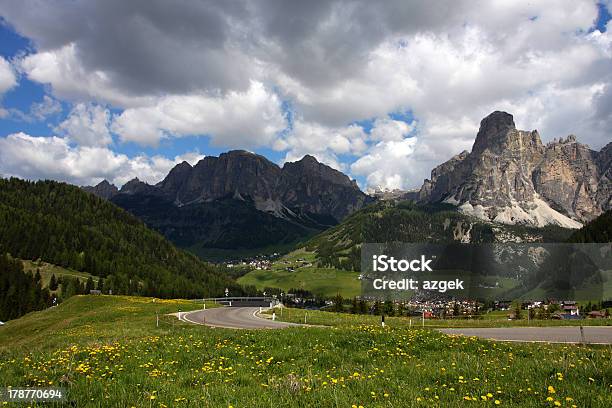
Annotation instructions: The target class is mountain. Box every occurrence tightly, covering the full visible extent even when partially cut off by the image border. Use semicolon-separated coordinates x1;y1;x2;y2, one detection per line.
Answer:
0;178;243;298
82;179;118;200
86;151;371;259
418;111;611;228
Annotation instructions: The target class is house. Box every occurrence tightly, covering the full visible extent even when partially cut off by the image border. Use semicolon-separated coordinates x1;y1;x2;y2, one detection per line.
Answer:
495;301;511;311
561;304;580;316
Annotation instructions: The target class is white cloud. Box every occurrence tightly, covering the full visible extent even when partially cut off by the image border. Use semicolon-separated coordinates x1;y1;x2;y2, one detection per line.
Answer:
0;56;16;95
111;81;287;147
56;103;112;146
351;137;419;190
30;95;62;120
370;118;414;141
0;56;17;117
18;43;152;107
1;0;611;191
6;95;63;122
278;119;369;171
0;132;203;187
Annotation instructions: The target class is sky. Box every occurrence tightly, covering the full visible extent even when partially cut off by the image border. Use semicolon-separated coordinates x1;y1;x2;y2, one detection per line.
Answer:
0;0;611;190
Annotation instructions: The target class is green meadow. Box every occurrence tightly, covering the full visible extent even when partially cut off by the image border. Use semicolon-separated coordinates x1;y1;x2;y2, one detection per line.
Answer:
237;249;361;297
0;295;610;407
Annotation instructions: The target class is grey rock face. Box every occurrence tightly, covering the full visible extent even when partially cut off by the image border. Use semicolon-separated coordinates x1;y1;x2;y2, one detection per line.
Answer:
278;155;370;221
119;178;159;196
82;179;119;200
112;150;368;222
419;111;611;227
160;151;282;206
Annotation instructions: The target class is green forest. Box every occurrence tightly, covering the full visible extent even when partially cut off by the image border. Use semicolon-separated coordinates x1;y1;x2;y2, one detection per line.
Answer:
0;253;52;321
0;178;248;306
568;210;612;243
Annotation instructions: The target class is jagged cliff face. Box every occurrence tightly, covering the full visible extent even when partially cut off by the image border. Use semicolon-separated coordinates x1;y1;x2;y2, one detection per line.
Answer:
419;111;611;228
278;155;368;221
87;150;369;223
159;151;282;207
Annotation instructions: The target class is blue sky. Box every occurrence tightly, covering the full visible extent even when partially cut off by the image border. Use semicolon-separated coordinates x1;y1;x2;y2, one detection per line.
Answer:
0;1;611;189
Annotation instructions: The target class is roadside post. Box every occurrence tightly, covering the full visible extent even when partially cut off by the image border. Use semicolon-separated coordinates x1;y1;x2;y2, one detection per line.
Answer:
272;312;276;321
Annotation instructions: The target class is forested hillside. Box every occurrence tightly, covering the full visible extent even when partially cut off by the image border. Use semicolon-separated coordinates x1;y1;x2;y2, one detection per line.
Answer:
306;200;573;271
0;253;52;321
0;178;244;301
568;210;612;243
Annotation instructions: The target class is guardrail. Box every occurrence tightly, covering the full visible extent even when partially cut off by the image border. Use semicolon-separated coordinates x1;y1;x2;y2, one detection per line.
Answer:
192;297;273;302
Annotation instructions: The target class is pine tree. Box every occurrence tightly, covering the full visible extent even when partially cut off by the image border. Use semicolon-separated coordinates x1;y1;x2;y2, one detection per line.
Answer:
49;274;58;290
85;276;94;293
351;297;359;314
333;293;344;312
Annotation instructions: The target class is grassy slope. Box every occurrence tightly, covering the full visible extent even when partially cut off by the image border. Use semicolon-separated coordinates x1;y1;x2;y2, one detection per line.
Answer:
0;295;213;353
22;259;98;289
237;248;361;297
0;296;610;407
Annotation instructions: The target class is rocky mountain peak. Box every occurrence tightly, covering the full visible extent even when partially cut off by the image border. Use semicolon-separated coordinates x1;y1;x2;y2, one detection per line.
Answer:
158;161;193;194
82;179;119;200
119;178;155;195
472;111;516;153
115;150;369;223
419;111;610;228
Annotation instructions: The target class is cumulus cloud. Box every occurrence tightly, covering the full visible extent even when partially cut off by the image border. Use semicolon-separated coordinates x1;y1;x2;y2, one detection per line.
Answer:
1;0;611;190
111;81;286;147
0;132;203;186
56;103;112;146
0;55;16;94
30;95;62;120
278;120;369;171
351;137;419;190
370;118;414;142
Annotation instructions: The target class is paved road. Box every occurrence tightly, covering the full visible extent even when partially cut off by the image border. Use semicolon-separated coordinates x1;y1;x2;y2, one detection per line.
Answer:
180;307;296;329
439;326;612;344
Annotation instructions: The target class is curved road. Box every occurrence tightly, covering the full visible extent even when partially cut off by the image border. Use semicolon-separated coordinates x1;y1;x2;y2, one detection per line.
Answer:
439;326;612;344
180;307;297;329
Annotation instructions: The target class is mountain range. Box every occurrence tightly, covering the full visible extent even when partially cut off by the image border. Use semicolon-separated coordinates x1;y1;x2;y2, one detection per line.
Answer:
83;111;611;259
85;151;371;258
